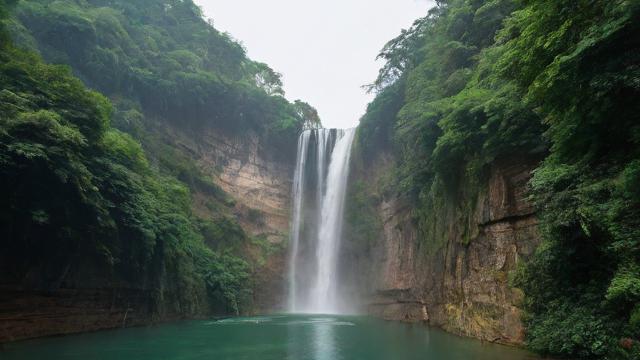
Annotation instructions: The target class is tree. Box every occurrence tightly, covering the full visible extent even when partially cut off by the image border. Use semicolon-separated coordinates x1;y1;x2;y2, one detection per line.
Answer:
293;100;321;129
253;62;284;96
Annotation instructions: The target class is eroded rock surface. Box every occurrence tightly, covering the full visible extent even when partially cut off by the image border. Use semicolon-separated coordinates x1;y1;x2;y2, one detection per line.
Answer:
0;126;295;343
345;153;540;345
170;128;293;244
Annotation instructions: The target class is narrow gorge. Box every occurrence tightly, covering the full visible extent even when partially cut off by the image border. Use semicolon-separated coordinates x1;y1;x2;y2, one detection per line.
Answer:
1;0;638;359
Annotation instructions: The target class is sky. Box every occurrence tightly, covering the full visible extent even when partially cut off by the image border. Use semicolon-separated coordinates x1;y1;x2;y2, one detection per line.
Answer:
194;0;435;129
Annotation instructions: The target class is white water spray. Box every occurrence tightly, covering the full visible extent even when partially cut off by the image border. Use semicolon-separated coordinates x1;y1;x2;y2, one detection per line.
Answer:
287;131;311;311
288;128;356;313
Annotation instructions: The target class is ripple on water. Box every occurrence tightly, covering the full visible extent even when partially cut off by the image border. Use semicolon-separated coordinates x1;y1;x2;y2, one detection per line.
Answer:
209;317;274;325
208;315;356;327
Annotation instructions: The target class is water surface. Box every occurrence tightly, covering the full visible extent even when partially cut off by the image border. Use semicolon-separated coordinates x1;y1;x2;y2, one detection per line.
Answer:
3;315;539;360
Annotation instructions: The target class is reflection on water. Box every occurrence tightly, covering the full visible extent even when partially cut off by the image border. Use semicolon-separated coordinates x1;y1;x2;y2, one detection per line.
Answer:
312;318;337;360
3;315;540;360
287;316;306;359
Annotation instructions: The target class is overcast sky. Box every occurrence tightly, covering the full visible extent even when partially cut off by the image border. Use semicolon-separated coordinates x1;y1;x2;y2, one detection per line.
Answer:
194;0;434;129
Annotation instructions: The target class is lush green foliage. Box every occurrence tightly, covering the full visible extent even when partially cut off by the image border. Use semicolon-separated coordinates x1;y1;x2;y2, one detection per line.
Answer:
344;179;383;247
0;1;253;315
508;1;640;358
360;0;640;358
7;0;318;144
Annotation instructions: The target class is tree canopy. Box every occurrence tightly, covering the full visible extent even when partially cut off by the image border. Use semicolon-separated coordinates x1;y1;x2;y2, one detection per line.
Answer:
7;0;320;143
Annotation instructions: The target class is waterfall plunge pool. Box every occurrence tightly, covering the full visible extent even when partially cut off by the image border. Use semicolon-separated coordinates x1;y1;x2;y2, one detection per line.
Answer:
2;314;539;360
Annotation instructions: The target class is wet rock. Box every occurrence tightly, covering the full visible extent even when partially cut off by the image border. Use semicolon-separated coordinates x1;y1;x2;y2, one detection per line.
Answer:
345;153;541;346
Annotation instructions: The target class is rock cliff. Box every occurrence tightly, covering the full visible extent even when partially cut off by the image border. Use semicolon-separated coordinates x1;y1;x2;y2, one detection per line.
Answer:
0;125;294;343
157;125;294;312
342;148;541;345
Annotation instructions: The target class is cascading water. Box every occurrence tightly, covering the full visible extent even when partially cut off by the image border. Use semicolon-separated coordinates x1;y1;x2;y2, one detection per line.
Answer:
288;128;356;314
287;131;311;311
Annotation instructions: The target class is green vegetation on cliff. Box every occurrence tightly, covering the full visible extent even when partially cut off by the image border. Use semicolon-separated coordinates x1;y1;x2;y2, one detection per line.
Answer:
0;0;315;316
359;0;640;358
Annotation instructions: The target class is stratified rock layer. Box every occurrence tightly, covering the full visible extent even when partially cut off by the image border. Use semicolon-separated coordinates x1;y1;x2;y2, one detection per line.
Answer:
344;151;540;345
162;127;293;312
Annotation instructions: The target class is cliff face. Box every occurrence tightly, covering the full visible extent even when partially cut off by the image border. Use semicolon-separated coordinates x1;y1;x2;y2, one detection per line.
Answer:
0;288;163;343
343;149;540;345
159;125;294;312
158;126;293;244
0;125;294;343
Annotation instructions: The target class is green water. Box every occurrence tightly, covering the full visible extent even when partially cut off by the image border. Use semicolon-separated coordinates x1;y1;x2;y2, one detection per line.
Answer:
2;315;538;359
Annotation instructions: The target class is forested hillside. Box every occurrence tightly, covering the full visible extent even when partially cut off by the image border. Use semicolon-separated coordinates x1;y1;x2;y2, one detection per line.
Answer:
0;0;316;331
6;0;316;140
357;0;640;358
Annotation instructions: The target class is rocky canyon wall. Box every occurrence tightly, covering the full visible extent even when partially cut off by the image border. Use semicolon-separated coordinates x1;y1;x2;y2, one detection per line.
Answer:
0;125;294;343
342;146;541;346
158;125;294;312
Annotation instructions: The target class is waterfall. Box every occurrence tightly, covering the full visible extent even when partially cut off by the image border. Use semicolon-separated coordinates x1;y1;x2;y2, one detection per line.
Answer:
288;128;356;314
288;131;311;311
